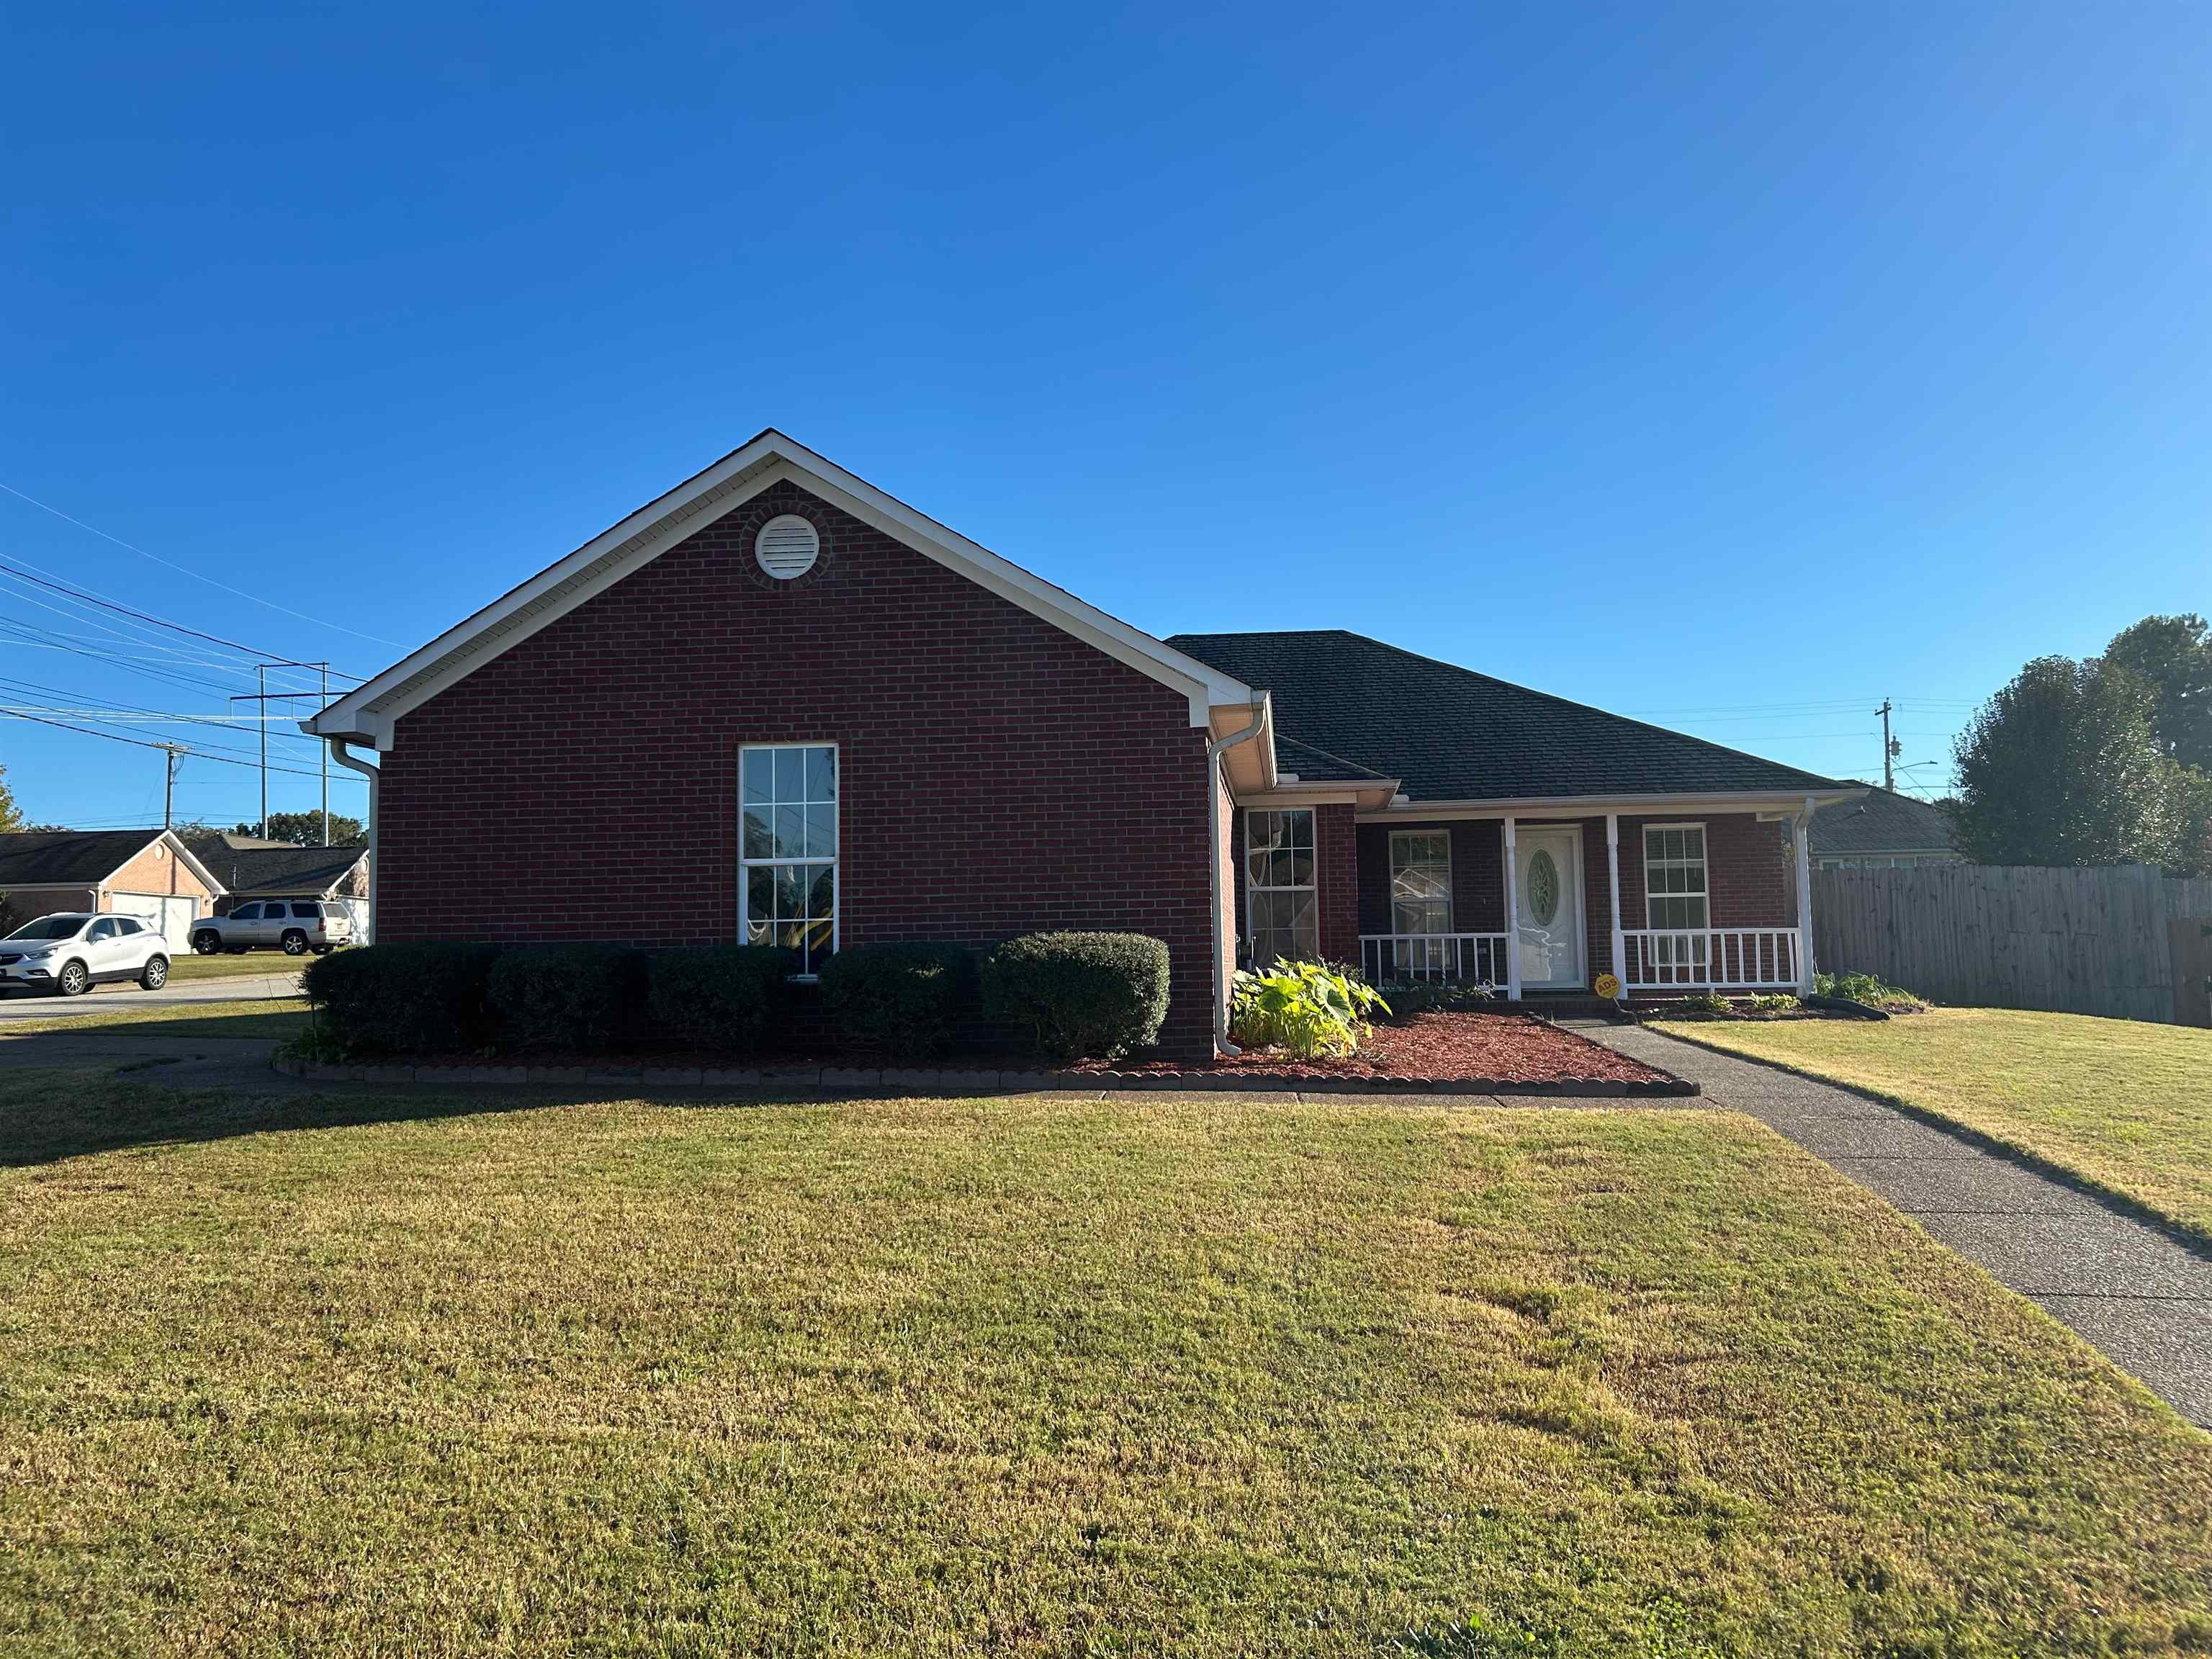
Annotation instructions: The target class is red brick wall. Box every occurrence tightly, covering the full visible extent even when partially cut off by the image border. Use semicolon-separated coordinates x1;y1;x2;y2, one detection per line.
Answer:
378;479;1219;1058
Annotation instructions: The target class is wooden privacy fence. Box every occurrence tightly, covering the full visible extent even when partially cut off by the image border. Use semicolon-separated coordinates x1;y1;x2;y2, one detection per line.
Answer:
1811;863;2212;1025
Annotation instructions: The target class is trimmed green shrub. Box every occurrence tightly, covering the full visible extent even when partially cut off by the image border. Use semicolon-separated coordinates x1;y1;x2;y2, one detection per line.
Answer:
984;932;1170;1063
1815;970;1928;1013
1371;978;1496;1024
819;940;976;1057
487;944;647;1052
302;942;502;1055
646;945;791;1051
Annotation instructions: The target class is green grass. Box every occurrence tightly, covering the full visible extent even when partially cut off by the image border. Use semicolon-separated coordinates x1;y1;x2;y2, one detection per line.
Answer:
1;1077;2208;1655
1655;1007;2212;1243
166;951;311;984
0;997;309;1038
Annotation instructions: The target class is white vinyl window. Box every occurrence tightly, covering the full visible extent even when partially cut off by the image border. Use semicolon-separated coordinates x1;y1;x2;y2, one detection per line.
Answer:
740;742;837;976
1643;824;1709;930
1245;808;1316;966
1390;831;1452;935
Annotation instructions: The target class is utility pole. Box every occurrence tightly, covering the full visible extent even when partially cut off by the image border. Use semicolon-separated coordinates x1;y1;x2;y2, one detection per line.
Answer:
319;662;329;845
257;663;269;836
234;663;329;842
158;743;185;829
1875;699;1897;791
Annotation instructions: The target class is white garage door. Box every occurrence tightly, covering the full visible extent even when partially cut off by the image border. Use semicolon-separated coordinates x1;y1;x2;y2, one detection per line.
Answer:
111;892;196;951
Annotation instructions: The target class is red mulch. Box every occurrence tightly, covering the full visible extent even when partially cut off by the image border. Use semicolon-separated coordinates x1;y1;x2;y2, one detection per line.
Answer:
1072;1012;1671;1085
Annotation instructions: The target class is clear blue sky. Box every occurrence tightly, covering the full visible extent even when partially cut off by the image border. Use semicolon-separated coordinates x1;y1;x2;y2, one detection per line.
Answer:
4;1;2206;832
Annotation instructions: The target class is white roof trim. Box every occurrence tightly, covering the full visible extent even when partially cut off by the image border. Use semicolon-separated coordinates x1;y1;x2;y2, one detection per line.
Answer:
1357;786;1865;824
305;431;1255;745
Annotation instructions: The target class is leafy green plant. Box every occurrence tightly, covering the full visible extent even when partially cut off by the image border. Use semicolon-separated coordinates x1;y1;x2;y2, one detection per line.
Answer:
1815;970;1928;1012
1231;960;1389;1058
1672;991;1733;1017
1745;992;1802;1016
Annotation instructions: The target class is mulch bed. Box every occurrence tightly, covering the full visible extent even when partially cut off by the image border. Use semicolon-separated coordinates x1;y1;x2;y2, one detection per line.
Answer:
278;1012;1694;1096
1076;1011;1673;1087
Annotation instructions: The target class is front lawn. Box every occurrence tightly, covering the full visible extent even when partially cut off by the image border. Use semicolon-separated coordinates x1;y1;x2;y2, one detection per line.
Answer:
1;1079;2207;1655
0;997;310;1039
1656;1008;2212;1243
166;951;310;984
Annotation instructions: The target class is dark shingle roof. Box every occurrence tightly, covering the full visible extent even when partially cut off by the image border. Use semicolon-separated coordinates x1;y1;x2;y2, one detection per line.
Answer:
1809;788;1959;856
1167;629;1846;803
0;830;168;886
184;839;367;896
1274;734;1394;783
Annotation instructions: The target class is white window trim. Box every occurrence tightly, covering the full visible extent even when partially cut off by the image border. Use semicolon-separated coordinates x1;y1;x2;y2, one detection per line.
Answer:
1388;828;1453;936
738;740;840;980
1244;806;1318;965
1641;820;1710;930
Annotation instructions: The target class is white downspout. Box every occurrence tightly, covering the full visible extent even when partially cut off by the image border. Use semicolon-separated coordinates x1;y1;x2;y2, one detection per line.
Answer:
1208;695;1272;1056
327;737;378;945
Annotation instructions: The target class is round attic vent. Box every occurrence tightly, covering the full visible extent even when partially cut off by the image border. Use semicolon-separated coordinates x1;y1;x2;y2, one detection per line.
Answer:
754;514;820;580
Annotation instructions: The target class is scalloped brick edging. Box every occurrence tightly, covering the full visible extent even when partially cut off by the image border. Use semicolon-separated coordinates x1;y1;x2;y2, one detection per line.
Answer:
269;1054;1697;1097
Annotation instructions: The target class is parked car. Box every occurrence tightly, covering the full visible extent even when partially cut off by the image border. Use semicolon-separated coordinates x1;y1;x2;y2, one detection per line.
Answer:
191;900;354;957
0;912;170;996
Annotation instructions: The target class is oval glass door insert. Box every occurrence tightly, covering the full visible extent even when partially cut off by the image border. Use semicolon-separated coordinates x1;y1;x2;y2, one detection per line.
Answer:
1527;848;1560;925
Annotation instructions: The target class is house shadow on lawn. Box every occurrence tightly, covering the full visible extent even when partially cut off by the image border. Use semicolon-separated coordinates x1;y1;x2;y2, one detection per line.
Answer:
0;1043;680;1169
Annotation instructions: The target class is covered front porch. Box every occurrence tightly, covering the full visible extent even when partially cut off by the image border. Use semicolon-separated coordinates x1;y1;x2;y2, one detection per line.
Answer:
1347;804;1819;999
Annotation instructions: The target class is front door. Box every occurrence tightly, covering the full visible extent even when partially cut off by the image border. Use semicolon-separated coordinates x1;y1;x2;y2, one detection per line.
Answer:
1514;827;1584;989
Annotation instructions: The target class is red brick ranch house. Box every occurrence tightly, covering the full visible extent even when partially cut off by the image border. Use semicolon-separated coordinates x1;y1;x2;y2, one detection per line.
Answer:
305;431;1861;1060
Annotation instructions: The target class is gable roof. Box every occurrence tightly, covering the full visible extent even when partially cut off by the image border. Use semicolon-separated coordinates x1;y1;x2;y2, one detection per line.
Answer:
1809;787;1959;857
0;830;225;894
1167;629;1854;807
183;839;367;896
307;429;1257;747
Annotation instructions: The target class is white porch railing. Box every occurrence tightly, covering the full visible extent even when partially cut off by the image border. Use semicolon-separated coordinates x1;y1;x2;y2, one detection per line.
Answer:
1622;928;1800;990
1359;932;1509;984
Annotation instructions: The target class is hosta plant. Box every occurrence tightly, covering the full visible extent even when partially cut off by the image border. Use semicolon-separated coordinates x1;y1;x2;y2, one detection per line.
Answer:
1231;961;1390;1059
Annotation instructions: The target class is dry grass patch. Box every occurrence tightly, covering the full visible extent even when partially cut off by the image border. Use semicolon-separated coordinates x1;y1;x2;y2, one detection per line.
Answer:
1658;1007;2212;1242
0;1075;2208;1656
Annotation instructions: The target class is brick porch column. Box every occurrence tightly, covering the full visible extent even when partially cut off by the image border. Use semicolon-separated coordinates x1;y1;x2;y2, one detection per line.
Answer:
1316;804;1360;967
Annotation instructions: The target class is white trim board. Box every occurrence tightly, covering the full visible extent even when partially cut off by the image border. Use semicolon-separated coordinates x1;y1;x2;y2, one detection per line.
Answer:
305;431;1258;748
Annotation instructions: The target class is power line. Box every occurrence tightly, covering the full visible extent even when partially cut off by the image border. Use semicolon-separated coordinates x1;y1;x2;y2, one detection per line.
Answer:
0;708;356;780
0;480;403;649
0;552;368;679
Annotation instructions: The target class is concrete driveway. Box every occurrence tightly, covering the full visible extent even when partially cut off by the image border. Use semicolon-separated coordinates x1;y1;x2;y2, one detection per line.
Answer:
0;971;302;1022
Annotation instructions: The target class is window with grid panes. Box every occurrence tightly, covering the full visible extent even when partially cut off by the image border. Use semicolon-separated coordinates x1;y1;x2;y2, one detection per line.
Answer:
740;743;837;976
1244;808;1316;964
1642;824;1709;930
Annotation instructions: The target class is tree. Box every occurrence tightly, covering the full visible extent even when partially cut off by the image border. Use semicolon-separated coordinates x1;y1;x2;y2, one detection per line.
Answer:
0;762;21;835
234;811;365;847
1951;656;2181;867
2103;613;2212;773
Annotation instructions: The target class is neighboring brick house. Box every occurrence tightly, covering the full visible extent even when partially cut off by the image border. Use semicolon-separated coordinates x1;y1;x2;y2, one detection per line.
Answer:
305;431;1861;1058
0;830;224;949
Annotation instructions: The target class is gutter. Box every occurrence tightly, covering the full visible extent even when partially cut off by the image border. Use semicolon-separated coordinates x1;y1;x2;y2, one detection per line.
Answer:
325;739;379;945
1206;693;1272;1057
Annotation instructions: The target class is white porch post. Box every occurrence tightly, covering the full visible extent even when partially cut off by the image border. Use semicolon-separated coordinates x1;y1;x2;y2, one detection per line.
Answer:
1503;815;1522;1001
1606;812;1624;993
1793;798;1815;995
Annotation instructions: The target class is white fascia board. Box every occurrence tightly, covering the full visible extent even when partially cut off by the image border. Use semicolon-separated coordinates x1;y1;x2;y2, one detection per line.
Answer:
1357;786;1865;824
306;432;1254;742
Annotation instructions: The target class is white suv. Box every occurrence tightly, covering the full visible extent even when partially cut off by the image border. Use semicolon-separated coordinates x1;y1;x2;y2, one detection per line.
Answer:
0;913;170;997
192;900;354;957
